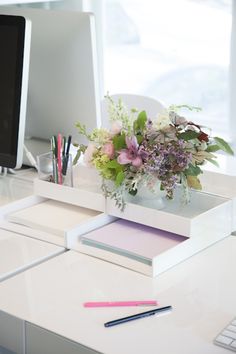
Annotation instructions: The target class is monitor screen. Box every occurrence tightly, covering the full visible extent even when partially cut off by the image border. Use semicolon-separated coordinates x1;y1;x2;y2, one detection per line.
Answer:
0;8;101;165
0;14;31;169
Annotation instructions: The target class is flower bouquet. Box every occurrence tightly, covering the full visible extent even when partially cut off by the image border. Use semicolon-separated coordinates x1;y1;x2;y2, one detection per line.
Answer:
75;96;234;211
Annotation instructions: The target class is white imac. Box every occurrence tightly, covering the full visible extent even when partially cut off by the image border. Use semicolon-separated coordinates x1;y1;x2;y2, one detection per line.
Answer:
0;7;101;165
0;13;31;170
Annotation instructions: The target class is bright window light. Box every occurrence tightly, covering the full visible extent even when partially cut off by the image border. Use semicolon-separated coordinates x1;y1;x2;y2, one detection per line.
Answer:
104;0;232;138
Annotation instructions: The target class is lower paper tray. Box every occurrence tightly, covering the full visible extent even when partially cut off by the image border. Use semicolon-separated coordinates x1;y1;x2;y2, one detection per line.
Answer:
69;218;230;277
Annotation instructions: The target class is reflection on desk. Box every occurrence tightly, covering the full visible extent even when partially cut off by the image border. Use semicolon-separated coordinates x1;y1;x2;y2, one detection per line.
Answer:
0;170;35;206
0;236;235;354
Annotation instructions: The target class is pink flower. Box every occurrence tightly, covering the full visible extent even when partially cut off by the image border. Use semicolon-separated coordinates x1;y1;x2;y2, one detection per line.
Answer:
117;136;143;167
110;121;122;135
102;142;115;159
83;143;96;165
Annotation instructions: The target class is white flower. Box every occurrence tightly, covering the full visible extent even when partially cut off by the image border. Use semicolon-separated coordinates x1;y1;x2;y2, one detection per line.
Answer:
169;111;187;126
83;143;97;165
156;109;171;130
197;141;207;151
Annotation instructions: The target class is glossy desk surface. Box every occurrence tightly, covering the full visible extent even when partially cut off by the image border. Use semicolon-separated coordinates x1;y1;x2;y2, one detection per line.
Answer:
0;171;236;354
0;228;64;282
0;171;64;281
0;237;235;354
0;170;35;206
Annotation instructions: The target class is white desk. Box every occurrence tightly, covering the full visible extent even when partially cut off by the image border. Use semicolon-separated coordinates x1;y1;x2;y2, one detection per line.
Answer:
0;173;65;354
0;229;64;354
0;173;64;283
0;237;235;354
0;228;64;283
0;173;236;353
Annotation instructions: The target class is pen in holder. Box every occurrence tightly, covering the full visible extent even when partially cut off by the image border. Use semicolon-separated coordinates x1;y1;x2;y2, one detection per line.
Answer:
37;151;73;187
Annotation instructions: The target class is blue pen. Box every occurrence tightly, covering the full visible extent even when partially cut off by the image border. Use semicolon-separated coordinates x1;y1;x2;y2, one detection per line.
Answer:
104;305;172;327
62;135;72;175
62;136;66;157
66;135;72;156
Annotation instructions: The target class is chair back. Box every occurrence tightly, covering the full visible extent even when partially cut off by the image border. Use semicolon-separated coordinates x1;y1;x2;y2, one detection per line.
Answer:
101;93;166;127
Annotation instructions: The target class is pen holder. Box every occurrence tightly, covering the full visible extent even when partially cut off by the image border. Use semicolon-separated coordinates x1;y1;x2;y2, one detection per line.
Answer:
37;151;73;187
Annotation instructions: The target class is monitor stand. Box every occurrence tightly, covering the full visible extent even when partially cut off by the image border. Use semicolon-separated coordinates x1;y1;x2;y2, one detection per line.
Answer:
23;137;50;167
0;167;15;176
1;138;52;173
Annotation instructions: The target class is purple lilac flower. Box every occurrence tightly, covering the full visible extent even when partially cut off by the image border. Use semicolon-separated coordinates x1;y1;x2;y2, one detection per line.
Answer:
141;139;192;197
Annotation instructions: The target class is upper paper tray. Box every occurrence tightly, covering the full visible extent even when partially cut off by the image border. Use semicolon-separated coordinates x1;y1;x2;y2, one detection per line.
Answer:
34;164;233;239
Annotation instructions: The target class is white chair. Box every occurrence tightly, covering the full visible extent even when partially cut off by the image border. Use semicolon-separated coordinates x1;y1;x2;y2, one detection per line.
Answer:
100;93;166;127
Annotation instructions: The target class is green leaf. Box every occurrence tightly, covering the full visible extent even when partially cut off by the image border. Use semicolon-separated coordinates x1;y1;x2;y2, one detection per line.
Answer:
73;150;81;165
169;104;202;112
112;133;126;150
133;111;147;132
184;164;202;176
115;171;125;187
213;137;234;155
136;134;143;144
106;160;121;170
178;130;199;141
206;158;219;167
206;144;221;153
75;122;90;139
187;175;202;190
73;144;87;165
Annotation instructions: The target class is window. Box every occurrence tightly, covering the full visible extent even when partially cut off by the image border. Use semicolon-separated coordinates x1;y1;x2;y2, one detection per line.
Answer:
104;0;232;139
8;0;233;140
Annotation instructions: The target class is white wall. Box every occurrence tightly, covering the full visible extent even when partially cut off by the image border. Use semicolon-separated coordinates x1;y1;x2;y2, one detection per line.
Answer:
230;0;236;143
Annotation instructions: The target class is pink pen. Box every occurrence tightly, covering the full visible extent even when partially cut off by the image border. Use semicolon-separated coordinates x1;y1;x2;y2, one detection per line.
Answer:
57;133;62;185
83;300;158;308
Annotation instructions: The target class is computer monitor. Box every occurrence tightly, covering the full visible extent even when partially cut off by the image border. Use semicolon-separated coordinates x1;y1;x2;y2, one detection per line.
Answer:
0;14;31;169
0;7;101;165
